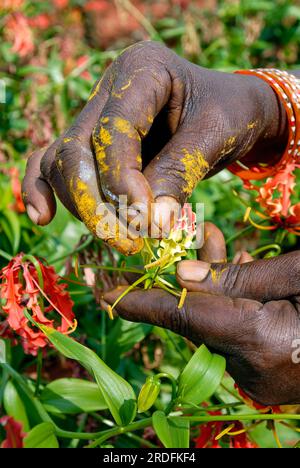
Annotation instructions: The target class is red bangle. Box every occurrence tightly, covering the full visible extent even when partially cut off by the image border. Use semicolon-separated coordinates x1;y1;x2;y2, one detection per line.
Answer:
228;69;300;231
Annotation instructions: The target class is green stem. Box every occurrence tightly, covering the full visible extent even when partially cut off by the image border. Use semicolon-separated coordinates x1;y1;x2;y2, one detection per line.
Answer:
110;273;150;311
154;373;177;404
154;278;181;297
250;244;281;257
85;418;152;448
79;264;143;275
34;348;43;397
50;236;93;264
90;413;157;448
183;414;300;423
226;225;254;245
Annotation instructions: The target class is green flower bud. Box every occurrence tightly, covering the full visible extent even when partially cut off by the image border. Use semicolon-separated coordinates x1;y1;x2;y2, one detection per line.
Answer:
137;376;161;413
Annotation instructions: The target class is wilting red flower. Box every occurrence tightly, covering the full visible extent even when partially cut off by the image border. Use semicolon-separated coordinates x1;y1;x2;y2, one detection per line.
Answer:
0;416;26;448
9;167;25;213
5;12;34;58
0;253;76;355
194;411;257;449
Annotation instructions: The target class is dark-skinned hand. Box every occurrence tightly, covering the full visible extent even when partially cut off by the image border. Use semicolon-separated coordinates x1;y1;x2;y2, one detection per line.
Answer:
103;223;300;406
22;41;287;255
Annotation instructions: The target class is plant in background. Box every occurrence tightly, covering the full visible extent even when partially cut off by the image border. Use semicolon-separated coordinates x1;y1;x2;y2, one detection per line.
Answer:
1;0;300;450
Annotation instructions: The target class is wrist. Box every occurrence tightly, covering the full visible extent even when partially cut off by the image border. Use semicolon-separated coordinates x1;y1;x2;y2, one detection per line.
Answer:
241;74;289;162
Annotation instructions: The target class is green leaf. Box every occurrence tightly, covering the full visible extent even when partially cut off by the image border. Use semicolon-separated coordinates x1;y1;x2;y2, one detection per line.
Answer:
0;339;6;364
152;411;189;448
106;319;152;368
40;378;108;414
2;209;20;254
24;422;59;448
40;326;136;426
3;381;30;432
177;344;225;405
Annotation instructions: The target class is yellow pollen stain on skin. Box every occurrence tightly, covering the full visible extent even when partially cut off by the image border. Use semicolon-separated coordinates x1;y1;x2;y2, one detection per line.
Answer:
220;136;237;157
63;137;73;143
56;158;63;170
181;148;209;195
113;117;140;140
99;126;112;146
101;117;109;124
147;115;154;124
210;267;227;284
88;76;103;102
70;178;102;234
113;160;121;183
93;140;109;173
120;79;132;91
247;121;257;129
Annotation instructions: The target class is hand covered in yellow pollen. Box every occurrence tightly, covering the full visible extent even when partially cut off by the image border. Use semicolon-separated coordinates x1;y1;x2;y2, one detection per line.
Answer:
23;41;286;255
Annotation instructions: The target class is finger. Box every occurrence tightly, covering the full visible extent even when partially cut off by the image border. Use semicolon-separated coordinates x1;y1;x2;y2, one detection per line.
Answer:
103;286;262;352
40;139;81;219
197;222;227;263
22;149;57;225
92;49;173;227
176;251;300;301
143;112;228;206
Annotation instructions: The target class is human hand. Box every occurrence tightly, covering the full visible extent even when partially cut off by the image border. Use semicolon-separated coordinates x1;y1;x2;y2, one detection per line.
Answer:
103;223;300;405
22;41;287;254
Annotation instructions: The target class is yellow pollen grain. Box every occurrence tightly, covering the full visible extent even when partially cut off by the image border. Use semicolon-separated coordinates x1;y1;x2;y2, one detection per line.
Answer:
101;117;109;124
114;117;139;140
181;148;209;195
227;136;236;146
99;126;112;146
56;158;63;169
210;267;227;284
88;76;103;101
247;121;257;129
120;79;132;91
147;115;154;124
63;137;73;143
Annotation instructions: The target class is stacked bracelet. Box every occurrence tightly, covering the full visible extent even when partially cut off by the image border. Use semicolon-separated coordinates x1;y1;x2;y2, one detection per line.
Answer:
228;69;300;233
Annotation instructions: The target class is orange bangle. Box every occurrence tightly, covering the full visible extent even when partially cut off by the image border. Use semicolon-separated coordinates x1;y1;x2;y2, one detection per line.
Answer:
228;69;300;179
228;69;300;231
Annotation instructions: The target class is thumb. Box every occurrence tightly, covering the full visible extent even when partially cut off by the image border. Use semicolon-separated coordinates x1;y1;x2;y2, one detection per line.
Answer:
176;251;300;302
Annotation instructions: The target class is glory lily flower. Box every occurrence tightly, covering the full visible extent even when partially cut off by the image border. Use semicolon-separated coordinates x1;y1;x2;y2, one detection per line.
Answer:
5;13;34;58
0;416;26;448
0;253;76;355
194;411;257;448
243;162;300;234
107;204;196;317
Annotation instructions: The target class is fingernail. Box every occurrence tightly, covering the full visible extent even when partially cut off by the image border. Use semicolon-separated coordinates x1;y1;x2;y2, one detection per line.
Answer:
26;204;40;224
152;196;180;237
177;260;210;282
